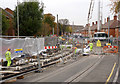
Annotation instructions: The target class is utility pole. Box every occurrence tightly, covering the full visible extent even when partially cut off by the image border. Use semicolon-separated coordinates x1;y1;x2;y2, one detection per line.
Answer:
57;14;59;46
100;0;103;29
98;0;101;32
108;16;110;42
57;14;58;37
0;8;2;35
88;19;91;38
17;0;19;38
53;27;54;35
72;22;74;35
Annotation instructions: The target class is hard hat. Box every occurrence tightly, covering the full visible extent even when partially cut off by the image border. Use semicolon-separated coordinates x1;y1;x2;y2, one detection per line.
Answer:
8;48;11;51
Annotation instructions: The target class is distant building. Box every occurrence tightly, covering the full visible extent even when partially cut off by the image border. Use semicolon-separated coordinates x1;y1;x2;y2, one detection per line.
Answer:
102;15;120;38
82;24;88;37
82;15;120;38
2;7;15;36
70;25;84;36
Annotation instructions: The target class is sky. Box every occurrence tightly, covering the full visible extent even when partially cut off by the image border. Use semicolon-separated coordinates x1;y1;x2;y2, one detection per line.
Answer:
0;0;114;26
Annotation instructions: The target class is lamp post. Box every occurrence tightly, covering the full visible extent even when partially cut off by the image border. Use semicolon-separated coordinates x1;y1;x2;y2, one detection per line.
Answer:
53;27;54;35
17;0;19;38
108;16;110;42
97;0;100;32
57;14;59;46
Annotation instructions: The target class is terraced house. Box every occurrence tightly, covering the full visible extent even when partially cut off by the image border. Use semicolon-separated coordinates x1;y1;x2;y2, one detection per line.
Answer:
82;15;120;38
102;15;120;38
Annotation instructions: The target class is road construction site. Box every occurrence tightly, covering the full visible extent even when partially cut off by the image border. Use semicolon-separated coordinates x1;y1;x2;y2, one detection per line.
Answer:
0;36;120;83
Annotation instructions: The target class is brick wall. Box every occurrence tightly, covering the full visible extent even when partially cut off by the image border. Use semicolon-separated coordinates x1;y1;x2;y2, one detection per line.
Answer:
109;28;115;37
115;28;120;37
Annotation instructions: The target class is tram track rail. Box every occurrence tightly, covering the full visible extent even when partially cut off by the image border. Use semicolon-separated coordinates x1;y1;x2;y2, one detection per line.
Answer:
0;48;74;83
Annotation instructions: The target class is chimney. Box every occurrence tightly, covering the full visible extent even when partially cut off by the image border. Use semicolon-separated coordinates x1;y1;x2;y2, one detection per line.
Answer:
92;22;94;26
86;24;88;26
104;18;106;23
96;21;97;24
114;15;117;20
107;17;110;22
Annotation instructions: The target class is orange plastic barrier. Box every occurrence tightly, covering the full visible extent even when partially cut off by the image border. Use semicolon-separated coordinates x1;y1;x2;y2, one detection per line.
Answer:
103;46;118;53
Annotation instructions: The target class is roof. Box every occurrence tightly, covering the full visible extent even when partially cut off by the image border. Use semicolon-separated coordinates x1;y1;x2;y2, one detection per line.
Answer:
94;32;106;34
102;20;120;29
69;25;84;32
90;24;97;31
82;24;88;31
5;8;14;18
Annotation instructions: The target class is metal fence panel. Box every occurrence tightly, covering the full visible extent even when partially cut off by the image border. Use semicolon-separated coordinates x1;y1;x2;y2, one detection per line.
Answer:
0;37;44;61
1;38;25;60
44;37;57;46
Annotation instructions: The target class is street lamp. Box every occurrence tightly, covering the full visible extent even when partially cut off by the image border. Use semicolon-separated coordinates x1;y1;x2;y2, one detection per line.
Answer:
17;0;19;38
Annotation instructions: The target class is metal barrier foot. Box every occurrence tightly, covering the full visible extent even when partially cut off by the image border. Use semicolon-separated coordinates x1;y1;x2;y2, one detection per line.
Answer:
35;70;43;73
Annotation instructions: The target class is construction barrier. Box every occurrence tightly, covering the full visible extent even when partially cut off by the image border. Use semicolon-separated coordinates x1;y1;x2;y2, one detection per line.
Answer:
44;46;58;49
103;46;118;53
0;38;44;61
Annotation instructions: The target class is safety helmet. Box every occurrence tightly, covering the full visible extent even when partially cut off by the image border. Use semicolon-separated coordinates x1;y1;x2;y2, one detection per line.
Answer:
75;47;77;49
8;48;11;51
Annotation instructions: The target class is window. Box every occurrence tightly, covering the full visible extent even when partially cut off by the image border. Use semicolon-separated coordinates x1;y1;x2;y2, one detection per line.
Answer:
106;29;107;32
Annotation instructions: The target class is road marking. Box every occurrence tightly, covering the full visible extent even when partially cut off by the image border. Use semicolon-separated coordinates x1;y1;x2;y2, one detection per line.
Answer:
105;62;116;84
113;67;119;82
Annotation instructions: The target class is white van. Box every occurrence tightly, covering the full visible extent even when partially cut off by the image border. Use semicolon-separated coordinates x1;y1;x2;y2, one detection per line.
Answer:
93;32;108;41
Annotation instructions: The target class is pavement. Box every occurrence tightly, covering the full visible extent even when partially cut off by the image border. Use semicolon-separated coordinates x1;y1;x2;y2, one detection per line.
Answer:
117;41;120;83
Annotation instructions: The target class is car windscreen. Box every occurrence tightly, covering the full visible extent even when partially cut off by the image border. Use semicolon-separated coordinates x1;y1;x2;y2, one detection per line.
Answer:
94;33;108;38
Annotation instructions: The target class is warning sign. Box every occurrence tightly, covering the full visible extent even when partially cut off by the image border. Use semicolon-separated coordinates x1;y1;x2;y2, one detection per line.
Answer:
14;48;23;53
97;40;101;47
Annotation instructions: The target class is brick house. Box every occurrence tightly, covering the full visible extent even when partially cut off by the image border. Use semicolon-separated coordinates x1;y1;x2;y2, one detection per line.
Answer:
115;24;120;38
82;21;98;37
82;24;88;37
102;15;120;38
90;21;98;37
82;15;120;38
2;8;15;36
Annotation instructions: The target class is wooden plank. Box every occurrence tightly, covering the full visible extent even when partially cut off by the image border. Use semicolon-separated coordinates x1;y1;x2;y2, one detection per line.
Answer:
0;71;20;73
17;75;24;79
5;78;17;82
0;66;17;69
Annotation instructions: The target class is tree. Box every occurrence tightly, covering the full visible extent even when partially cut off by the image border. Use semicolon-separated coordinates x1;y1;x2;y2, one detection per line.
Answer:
110;0;120;14
42;13;55;35
14;1;44;36
2;15;9;35
58;19;69;34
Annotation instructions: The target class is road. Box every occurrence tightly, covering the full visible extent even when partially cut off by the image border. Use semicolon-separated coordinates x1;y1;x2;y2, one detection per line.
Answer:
16;53;118;83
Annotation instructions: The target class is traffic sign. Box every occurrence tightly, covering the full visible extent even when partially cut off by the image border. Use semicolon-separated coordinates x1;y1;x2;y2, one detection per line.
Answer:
96;40;101;47
14;48;23;53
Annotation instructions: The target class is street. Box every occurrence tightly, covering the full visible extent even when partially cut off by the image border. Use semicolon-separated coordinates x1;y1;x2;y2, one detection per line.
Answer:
16;53;118;83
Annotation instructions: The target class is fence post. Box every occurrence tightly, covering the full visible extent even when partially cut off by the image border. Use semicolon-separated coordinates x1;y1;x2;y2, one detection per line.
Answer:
82;38;84;53
36;38;42;72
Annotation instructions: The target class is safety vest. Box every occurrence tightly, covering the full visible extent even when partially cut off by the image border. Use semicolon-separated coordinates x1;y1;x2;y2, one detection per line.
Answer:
89;43;93;50
89;43;93;47
59;37;62;40
5;51;11;58
75;48;77;54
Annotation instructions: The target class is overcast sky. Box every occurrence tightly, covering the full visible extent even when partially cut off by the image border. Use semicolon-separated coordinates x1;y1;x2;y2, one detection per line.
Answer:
0;0;114;26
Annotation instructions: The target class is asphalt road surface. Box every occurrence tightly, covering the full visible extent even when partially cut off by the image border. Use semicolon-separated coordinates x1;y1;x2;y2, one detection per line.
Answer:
16;53;118;83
